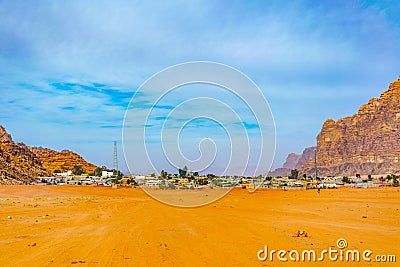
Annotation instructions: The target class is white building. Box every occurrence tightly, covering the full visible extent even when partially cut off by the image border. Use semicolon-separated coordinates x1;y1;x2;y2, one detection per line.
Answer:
58;170;72;177
101;171;114;178
145;180;159;186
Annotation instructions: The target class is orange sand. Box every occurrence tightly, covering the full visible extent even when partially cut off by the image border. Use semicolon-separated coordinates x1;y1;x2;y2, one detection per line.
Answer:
0;186;399;266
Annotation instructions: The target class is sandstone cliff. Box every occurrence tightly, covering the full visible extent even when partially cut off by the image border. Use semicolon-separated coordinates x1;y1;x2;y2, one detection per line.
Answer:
295;146;316;170
0;126;98;184
300;77;400;176
29;147;97;174
0;132;49;184
269;146;316;177
0;126;12;142
282;153;302;169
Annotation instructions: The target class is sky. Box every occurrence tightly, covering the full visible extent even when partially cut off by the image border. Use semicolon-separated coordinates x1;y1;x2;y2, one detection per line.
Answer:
0;0;400;175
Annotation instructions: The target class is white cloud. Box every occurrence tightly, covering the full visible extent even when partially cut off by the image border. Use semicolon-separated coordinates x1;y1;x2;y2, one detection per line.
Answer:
1;0;400;172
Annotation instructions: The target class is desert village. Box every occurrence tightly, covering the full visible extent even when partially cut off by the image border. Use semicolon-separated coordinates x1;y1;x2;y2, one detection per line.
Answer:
35;169;399;190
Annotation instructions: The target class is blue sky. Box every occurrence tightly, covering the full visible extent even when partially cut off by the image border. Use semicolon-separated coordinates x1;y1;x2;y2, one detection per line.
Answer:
0;1;399;175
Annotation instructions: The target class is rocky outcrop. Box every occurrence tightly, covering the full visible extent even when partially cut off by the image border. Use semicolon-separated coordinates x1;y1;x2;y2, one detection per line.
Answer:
283;153;301;169
300;77;400;176
0;140;49;185
295;146;316;169
269;147;316;177
0;126;12;142
0;125;98;184
29;147;97;174
268;167;291;177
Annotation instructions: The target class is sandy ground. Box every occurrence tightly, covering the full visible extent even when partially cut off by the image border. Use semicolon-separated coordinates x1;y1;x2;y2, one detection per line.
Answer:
0;186;399;267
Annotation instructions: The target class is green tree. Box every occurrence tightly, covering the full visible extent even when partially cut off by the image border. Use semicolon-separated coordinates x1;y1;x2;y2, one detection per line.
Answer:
94;166;107;176
54;169;61;173
393;176;399;187
207;173;216;179
387;174;399;186
342;176;350;183
356;174;361;178
73;165;84;175
178;167;187;178
289;169;299;179
198;177;209;185
112;169;123;178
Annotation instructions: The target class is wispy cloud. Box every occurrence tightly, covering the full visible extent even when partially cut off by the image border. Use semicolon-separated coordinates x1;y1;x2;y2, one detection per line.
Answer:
0;0;399;172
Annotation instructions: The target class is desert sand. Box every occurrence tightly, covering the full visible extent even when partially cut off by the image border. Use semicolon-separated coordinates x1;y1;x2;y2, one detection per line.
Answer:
0;185;399;266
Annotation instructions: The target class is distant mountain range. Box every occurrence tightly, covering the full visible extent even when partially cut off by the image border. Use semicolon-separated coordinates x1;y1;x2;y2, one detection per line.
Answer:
268;146;316;177
0;126;97;184
270;76;400;177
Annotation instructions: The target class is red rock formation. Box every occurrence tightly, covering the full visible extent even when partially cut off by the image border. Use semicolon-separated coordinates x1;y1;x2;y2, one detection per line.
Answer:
29;147;97;174
269;146;316;177
300;77;400;176
283;153;302;169
0;125;98;184
295;146;316;170
0;129;49;184
0;126;12;142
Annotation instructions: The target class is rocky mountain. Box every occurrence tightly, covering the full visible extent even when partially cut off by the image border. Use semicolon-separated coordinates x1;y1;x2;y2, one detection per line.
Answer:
282;153;301;169
267;167;291;177
268;146;316;177
295;146;316;169
268;153;301;177
0;126;13;142
29;147;97;174
0;127;49;184
300;77;400;176
0;125;98;184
